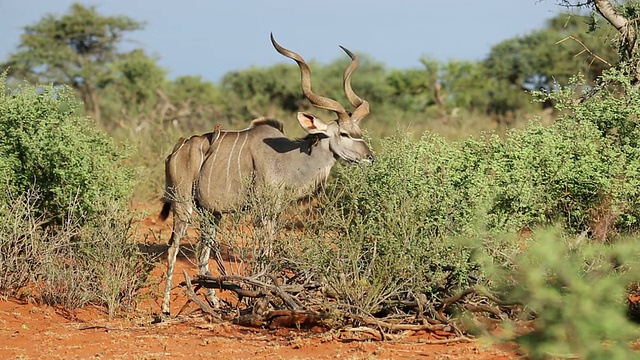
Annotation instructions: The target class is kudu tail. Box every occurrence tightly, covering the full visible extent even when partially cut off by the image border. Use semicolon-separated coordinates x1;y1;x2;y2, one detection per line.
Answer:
159;201;172;222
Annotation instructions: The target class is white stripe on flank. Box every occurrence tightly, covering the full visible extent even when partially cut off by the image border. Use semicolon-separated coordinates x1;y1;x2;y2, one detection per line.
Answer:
226;132;240;191
197;138;206;174
237;132;249;181
206;132;226;197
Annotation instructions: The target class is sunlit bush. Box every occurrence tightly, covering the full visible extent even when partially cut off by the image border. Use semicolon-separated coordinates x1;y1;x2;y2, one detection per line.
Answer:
0;73;135;221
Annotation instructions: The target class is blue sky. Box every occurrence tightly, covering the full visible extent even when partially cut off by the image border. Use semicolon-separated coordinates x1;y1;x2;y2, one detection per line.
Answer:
0;1;567;83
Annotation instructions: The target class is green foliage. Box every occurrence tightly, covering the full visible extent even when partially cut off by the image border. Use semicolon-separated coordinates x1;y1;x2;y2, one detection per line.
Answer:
486;13;618;89
293;135;486;313
386;57;487;114
0;74;135;221
483;13;618;114
469;119;623;233
221;63;301;120
489;229;640;359
324;111;628;244
108;49;167;117
1;3;144;124
287;63;640;318
535;68;640;230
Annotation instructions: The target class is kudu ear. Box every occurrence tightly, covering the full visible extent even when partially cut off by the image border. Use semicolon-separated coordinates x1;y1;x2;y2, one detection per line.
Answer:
297;112;329;134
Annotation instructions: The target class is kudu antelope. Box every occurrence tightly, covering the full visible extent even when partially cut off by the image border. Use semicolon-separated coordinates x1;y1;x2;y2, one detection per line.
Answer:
158;34;374;316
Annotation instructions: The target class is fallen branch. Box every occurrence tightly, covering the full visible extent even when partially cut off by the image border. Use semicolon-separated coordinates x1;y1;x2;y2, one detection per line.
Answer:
234;309;325;329
268;274;301;310
194;274;304;293
437;287;476;322
181;269;221;321
354;314;450;332
188;274;305;309
343;326;384;341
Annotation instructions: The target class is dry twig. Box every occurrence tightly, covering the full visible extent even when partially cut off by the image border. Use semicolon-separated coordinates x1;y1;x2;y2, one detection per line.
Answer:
557;35;612;67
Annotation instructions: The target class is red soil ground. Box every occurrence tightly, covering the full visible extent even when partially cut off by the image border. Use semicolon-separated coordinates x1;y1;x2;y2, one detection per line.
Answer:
0;204;520;359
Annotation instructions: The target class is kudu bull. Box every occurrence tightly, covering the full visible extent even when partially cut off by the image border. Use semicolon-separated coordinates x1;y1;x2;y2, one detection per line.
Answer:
158;34;374;316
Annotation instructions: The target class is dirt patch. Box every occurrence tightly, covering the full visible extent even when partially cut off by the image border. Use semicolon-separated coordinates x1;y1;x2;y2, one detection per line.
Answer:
0;204;520;359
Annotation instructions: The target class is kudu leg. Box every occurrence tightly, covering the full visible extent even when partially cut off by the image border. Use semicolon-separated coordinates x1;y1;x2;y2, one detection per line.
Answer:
161;214;189;316
196;213;226;308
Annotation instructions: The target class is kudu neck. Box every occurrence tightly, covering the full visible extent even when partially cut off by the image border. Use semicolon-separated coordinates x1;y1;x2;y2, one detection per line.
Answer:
299;134;336;163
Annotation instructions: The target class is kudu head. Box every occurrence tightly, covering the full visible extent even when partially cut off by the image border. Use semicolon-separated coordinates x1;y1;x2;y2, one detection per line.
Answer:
270;33;374;164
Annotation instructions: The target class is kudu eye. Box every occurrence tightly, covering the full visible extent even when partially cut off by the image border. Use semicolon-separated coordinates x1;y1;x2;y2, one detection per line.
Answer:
340;132;349;138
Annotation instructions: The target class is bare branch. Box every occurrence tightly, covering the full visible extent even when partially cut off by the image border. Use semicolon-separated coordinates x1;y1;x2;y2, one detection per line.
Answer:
181;270;221;320
353;314;450;332
186;274;304;309
268;274;302;310
557;36;613;67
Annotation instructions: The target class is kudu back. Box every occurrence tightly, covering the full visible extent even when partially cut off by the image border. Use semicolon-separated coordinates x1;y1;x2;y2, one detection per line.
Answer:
159;34;374;317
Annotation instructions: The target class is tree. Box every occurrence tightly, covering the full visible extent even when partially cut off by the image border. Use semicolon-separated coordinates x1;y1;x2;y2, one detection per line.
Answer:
103;49;167;132
486;14;617;92
165;75;227;131
1;3;143;124
559;0;640;82
387;57;487;117
221;64;300;120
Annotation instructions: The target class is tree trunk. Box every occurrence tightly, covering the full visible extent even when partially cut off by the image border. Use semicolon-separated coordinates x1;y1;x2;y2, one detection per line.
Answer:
88;87;101;125
593;0;640;81
75;82;102;125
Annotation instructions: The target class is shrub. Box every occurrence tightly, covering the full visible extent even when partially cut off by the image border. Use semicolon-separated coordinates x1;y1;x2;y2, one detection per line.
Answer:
468;118;624;234
285;133;488;316
0;190;149;316
37;203;150;316
279;75;640;323
487;229;640;359
0;190;50;296
0;74;148;316
0;73;135;221
536;69;640;232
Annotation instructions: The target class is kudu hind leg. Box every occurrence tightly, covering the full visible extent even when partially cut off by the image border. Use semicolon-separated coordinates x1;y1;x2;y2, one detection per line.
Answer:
196;213;226;307
161;210;189;316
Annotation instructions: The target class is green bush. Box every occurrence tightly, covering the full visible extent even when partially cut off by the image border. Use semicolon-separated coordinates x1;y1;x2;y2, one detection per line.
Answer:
0;74;148;315
282;68;640;327
538;69;640;232
488;229;640;359
0;73;135;221
288;134;487;316
467;118;624;234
